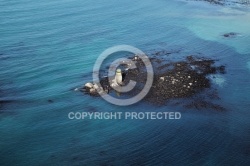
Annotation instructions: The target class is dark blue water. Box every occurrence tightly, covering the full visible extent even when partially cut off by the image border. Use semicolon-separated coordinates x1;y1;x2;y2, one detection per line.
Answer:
0;0;250;165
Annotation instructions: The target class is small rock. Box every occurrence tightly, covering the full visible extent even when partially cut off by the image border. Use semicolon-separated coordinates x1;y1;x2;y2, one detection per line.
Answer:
85;82;93;89
90;88;96;94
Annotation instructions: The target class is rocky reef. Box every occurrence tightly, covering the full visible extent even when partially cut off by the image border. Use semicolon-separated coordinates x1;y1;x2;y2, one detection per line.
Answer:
145;56;225;104
79;50;227;111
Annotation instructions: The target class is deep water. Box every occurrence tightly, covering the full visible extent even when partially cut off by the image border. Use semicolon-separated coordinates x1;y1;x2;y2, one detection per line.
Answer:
0;0;250;165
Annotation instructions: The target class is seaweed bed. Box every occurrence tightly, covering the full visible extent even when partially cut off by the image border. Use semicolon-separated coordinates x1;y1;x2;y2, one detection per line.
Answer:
81;49;227;111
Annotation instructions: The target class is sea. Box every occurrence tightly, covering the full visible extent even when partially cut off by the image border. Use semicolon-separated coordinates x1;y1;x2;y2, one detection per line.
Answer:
0;0;250;165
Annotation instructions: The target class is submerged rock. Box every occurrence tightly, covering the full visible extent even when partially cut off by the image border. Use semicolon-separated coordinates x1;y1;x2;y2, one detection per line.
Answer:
0;100;15;113
187;0;250;6
184;99;225;111
47;99;54;103
223;32;238;38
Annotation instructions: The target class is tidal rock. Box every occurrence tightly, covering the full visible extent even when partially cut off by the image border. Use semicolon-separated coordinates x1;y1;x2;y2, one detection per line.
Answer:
223;32;238;38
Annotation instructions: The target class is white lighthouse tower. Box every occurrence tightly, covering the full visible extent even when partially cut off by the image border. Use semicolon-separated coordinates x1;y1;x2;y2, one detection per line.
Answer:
115;68;123;85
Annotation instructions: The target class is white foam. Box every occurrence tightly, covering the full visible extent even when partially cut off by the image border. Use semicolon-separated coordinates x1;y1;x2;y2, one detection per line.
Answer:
208;75;226;87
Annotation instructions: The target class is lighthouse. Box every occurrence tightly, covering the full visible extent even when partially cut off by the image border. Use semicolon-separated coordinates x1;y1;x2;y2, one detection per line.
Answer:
115;68;123;85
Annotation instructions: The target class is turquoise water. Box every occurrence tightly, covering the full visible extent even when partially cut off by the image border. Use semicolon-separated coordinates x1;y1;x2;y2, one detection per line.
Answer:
0;0;250;165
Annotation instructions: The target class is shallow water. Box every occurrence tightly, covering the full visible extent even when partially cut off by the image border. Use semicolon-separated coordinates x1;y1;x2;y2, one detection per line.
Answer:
0;0;250;165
